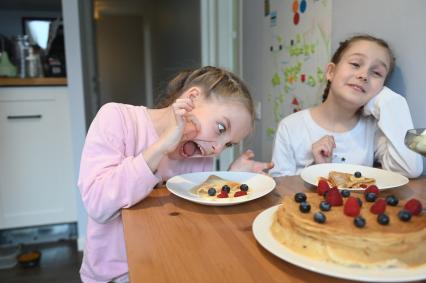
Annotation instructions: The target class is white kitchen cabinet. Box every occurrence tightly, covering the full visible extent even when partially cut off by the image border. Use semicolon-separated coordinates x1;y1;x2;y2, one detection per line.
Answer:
0;86;77;229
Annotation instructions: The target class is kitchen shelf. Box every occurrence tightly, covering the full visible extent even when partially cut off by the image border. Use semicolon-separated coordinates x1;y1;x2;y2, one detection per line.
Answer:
0;77;67;86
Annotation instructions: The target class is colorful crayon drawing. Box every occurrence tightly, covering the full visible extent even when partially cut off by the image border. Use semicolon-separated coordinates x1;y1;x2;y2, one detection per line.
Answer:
263;0;331;137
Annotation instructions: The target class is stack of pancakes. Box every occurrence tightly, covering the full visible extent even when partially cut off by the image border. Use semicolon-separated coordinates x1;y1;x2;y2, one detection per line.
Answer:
271;192;426;268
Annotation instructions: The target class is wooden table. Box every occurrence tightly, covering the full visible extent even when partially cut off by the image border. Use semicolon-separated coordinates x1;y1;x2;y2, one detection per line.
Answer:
122;176;426;283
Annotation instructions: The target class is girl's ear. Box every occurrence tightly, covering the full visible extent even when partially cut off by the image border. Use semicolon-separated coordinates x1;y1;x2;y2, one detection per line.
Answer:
181;86;202;100
325;63;336;81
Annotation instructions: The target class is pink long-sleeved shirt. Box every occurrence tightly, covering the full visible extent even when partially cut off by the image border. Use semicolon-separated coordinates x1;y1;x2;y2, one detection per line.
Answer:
78;103;213;283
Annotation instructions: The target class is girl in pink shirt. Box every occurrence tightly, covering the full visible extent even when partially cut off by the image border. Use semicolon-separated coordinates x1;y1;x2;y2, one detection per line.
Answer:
78;66;274;283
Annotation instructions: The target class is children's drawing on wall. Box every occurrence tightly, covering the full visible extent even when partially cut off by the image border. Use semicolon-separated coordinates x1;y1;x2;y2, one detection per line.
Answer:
263;0;331;138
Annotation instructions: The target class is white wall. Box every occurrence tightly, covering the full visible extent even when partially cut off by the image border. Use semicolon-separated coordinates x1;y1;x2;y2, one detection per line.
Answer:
62;0;88;250
241;0;269;161
242;0;426;174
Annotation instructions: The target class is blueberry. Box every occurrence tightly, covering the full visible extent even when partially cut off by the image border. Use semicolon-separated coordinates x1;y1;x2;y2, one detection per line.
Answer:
386;195;399;206
354;216;366;228
341;189;350;198
221;185;230;193
398;210;412;222
319;201;331;211
299;202;311;213
365;192;377;202
377;213;390;225
313;212;326;223
356;197;363;207
354;171;362;178
207;188;216;196
294;192;307;203
240;184;249;192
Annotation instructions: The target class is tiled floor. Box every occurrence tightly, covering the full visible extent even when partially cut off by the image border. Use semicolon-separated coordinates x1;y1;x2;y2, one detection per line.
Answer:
0;240;82;283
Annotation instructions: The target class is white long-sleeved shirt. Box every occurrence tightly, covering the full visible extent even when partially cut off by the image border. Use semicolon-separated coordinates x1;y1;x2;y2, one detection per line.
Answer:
270;86;423;178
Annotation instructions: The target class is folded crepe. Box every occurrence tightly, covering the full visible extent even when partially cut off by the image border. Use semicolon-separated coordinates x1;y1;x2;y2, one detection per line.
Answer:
191;175;241;198
328;171;375;188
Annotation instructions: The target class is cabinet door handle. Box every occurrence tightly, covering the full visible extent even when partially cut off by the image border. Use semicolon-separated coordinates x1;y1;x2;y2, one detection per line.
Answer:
7;115;42;120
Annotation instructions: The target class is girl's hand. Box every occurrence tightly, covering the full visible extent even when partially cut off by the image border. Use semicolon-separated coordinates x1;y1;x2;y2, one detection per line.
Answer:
159;97;196;153
229;149;274;174
312;135;335;164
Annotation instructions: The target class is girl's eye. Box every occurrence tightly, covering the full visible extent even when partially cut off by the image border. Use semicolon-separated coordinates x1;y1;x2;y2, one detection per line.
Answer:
373;71;383;77
225;142;233;148
350;62;360;68
218;123;226;134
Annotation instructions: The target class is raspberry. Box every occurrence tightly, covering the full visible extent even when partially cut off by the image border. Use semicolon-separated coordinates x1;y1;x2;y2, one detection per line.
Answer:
403;199;423;216
234;191;247;197
325;188;343;206
217;192;228;198
343;197;361;217
370;198;386;215
364;185;379;197
317;179;330;196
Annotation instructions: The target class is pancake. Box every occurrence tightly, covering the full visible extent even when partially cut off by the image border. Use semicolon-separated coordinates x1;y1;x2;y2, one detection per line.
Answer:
326;171;375;188
190;175;249;199
271;192;426;268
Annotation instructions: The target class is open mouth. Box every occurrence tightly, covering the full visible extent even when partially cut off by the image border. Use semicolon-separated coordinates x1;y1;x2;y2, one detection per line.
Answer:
181;141;203;157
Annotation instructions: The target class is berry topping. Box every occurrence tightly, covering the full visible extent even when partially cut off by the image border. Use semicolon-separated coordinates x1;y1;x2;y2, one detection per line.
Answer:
364;185;379;197
317;179;330;196
356;197;363;207
344;197;361;217
341;189;351;198
404;199;423;216
240;184;249;192
354;216;366;228
325;187;343;206
217;192;228;198
234;191;247;197
299;202;311;213
386;195;399;206
354;171;362;178
221;185;230;194
377;213;390;225
207;188;216;196
365;192;377;202
313;212;326;223
294;192;307;203
319;201;331;212
370;198;387;215
398;210;412;222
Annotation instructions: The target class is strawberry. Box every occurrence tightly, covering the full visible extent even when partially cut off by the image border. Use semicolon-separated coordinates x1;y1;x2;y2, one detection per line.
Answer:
364;185;379;197
325;188;343;206
317;179;330;196
217;192;228;198
344;197;361;217
370;198;386;215
234;191;247;197
404;199;423;216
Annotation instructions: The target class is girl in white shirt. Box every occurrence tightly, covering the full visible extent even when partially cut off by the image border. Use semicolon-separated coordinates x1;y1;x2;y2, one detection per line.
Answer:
270;34;423;177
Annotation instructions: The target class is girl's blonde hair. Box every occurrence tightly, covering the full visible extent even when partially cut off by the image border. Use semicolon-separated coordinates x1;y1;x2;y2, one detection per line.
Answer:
155;66;255;124
322;34;396;101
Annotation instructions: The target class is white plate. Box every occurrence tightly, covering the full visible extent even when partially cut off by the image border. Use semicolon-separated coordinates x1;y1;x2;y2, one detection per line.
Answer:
300;163;408;190
166;171;276;206
252;205;426;282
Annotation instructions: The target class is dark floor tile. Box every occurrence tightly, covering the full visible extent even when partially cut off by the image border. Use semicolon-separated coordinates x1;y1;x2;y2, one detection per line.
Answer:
0;240;82;283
